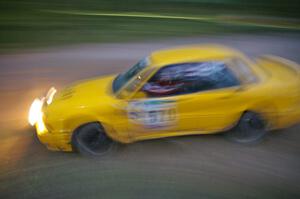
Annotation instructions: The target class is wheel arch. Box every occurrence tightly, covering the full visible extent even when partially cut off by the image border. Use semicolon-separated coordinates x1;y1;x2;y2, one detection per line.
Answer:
239;101;278;130
68;117;125;150
64;114;103;134
70;121;100;152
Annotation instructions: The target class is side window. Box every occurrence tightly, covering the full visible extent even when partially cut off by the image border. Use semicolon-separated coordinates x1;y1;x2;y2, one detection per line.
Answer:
142;62;239;97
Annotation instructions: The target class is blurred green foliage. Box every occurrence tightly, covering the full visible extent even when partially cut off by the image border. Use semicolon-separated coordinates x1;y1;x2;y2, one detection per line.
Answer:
0;0;299;50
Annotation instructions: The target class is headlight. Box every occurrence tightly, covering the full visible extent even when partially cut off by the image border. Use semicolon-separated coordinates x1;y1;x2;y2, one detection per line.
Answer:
36;112;46;132
28;87;56;133
28;98;47;133
28;98;44;126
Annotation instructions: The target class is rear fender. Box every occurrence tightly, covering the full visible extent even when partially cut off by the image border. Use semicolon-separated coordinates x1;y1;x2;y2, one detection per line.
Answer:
246;101;278;130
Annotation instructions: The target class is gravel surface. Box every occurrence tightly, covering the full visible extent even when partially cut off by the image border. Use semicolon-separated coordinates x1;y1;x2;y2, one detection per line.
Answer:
0;34;300;199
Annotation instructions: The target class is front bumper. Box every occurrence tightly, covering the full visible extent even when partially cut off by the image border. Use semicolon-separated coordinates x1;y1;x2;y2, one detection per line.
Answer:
36;127;72;151
29;87;73;152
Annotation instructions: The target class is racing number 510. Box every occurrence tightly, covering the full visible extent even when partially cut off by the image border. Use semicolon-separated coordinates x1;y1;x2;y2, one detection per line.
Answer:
148;108;176;124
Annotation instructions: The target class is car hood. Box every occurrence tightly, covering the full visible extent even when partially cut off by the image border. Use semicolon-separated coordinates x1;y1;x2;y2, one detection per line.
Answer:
43;75;116;117
55;75;115;103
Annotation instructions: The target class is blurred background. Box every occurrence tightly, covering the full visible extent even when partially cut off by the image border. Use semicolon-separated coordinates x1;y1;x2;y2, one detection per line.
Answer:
0;0;299;50
1;1;300;199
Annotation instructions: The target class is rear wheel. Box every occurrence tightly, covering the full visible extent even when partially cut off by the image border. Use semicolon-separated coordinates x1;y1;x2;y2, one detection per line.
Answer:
226;112;267;144
72;122;115;156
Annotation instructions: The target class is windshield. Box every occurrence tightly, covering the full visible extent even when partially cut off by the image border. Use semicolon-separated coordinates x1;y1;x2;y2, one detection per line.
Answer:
112;57;149;93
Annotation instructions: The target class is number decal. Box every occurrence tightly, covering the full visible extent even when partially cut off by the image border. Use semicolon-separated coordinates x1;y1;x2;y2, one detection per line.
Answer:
128;100;177;129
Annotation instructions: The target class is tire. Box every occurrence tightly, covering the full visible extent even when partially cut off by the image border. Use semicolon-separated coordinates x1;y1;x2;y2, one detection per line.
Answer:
71;122;115;156
225;112;267;144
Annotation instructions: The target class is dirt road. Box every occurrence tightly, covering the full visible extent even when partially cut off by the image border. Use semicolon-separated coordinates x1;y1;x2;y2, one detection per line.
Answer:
0;34;300;199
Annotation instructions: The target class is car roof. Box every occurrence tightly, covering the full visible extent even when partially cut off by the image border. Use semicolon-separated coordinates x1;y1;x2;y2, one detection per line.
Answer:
149;44;242;68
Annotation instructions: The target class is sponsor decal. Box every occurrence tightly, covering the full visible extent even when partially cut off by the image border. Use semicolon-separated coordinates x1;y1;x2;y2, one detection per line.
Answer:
128;100;177;129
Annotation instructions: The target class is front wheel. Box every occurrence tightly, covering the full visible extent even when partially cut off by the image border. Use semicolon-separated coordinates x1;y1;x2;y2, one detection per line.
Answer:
225;112;267;144
72;122;115;156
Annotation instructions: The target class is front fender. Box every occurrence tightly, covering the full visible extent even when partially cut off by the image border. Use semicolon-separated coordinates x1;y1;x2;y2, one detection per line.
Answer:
64;114;131;144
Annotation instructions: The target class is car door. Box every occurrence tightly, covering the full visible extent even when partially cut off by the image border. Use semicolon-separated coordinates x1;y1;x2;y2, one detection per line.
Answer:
126;61;246;139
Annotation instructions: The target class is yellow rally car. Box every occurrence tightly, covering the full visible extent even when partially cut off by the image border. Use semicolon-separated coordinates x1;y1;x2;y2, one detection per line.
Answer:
28;45;300;156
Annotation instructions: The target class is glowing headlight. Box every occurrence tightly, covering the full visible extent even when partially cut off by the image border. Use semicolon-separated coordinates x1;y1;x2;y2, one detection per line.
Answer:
28;87;56;127
36;112;46;132
28;98;44;126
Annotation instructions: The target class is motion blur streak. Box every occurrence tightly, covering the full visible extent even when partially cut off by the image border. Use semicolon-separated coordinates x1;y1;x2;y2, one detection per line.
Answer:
1;0;300;50
46;10;300;30
47;10;214;22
